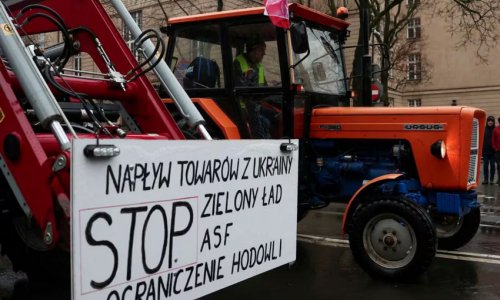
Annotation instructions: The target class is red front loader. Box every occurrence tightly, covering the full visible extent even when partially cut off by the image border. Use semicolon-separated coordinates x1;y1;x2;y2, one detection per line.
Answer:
0;0;208;292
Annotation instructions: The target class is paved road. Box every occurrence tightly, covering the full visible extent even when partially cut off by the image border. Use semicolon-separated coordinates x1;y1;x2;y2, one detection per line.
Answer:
203;241;500;300
2;182;500;299
202;181;500;300
202;199;500;300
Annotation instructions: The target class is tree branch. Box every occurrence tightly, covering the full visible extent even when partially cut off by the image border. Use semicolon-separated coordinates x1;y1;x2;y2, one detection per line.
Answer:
437;0;500;61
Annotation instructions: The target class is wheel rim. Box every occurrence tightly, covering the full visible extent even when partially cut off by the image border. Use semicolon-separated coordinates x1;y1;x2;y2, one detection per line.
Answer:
363;213;417;269
436;215;463;238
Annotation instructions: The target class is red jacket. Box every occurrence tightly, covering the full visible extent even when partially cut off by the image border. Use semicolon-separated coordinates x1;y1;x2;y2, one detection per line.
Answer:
492;126;500;151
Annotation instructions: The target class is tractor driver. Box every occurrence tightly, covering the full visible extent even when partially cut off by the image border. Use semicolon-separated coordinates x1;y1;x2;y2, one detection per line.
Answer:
233;39;267;87
233;38;281;139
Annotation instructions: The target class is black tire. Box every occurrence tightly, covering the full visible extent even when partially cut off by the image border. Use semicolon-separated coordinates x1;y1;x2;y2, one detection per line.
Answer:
347;197;436;280
0;180;70;298
0;216;70;289
436;207;481;250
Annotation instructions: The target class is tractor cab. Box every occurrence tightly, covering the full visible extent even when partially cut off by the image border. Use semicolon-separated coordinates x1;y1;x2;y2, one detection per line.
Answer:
163;4;350;139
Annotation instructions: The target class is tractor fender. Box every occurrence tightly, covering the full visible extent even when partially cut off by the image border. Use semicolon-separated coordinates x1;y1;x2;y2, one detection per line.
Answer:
342;173;405;235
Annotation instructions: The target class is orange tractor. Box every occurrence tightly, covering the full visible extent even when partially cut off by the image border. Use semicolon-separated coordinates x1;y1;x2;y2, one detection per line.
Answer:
161;4;485;279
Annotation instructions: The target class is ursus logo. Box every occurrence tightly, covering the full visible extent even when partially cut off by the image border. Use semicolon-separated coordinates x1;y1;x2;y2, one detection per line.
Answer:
403;124;445;131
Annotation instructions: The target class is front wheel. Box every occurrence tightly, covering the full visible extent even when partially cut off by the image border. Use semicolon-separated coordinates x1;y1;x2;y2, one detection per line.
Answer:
0;215;70;286
436;207;480;250
347;197;436;280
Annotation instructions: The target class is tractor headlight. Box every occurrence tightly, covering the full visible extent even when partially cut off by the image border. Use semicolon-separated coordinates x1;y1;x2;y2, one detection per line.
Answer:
280;142;298;153
84;144;120;158
430;140;446;159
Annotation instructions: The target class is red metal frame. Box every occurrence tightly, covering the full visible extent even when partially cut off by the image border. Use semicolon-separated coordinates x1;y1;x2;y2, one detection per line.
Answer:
0;0;185;247
11;0;183;137
0;57;59;242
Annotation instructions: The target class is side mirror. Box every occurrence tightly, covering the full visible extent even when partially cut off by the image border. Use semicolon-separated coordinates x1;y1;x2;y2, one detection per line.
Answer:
290;22;309;54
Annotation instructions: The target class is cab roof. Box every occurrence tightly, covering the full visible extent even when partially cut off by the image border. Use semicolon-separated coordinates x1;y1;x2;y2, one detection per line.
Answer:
168;3;349;31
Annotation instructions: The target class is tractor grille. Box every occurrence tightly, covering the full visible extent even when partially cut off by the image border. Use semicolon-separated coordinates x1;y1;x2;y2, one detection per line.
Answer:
468;118;479;185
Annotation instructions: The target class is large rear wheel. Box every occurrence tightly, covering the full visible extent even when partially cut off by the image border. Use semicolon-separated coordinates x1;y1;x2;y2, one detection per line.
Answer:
436;207;480;250
347;197;436;280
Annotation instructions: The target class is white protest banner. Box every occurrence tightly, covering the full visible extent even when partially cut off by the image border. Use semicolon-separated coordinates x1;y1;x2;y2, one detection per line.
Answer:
71;139;298;300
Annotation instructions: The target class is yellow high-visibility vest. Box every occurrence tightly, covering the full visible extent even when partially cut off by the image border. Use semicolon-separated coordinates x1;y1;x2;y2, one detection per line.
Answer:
235;54;265;85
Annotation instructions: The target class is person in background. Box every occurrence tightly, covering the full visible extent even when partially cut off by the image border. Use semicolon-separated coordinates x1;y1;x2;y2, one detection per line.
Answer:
483;116;496;184
491;116;500;185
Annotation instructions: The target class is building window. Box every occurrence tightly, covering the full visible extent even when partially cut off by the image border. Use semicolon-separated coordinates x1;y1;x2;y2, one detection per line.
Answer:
407;18;421;39
123;10;143;61
74;53;81;76
408;99;421;107
407;53;421;81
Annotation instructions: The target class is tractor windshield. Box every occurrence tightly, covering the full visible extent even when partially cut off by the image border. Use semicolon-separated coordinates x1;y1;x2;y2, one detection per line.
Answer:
293;26;347;96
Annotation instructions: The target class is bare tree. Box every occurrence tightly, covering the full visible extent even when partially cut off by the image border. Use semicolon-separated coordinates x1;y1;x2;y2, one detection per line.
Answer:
307;0;498;105
387;38;432;92
304;0;422;105
295;0;337;13
370;0;427;105
337;0;420;106
437;0;500;61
